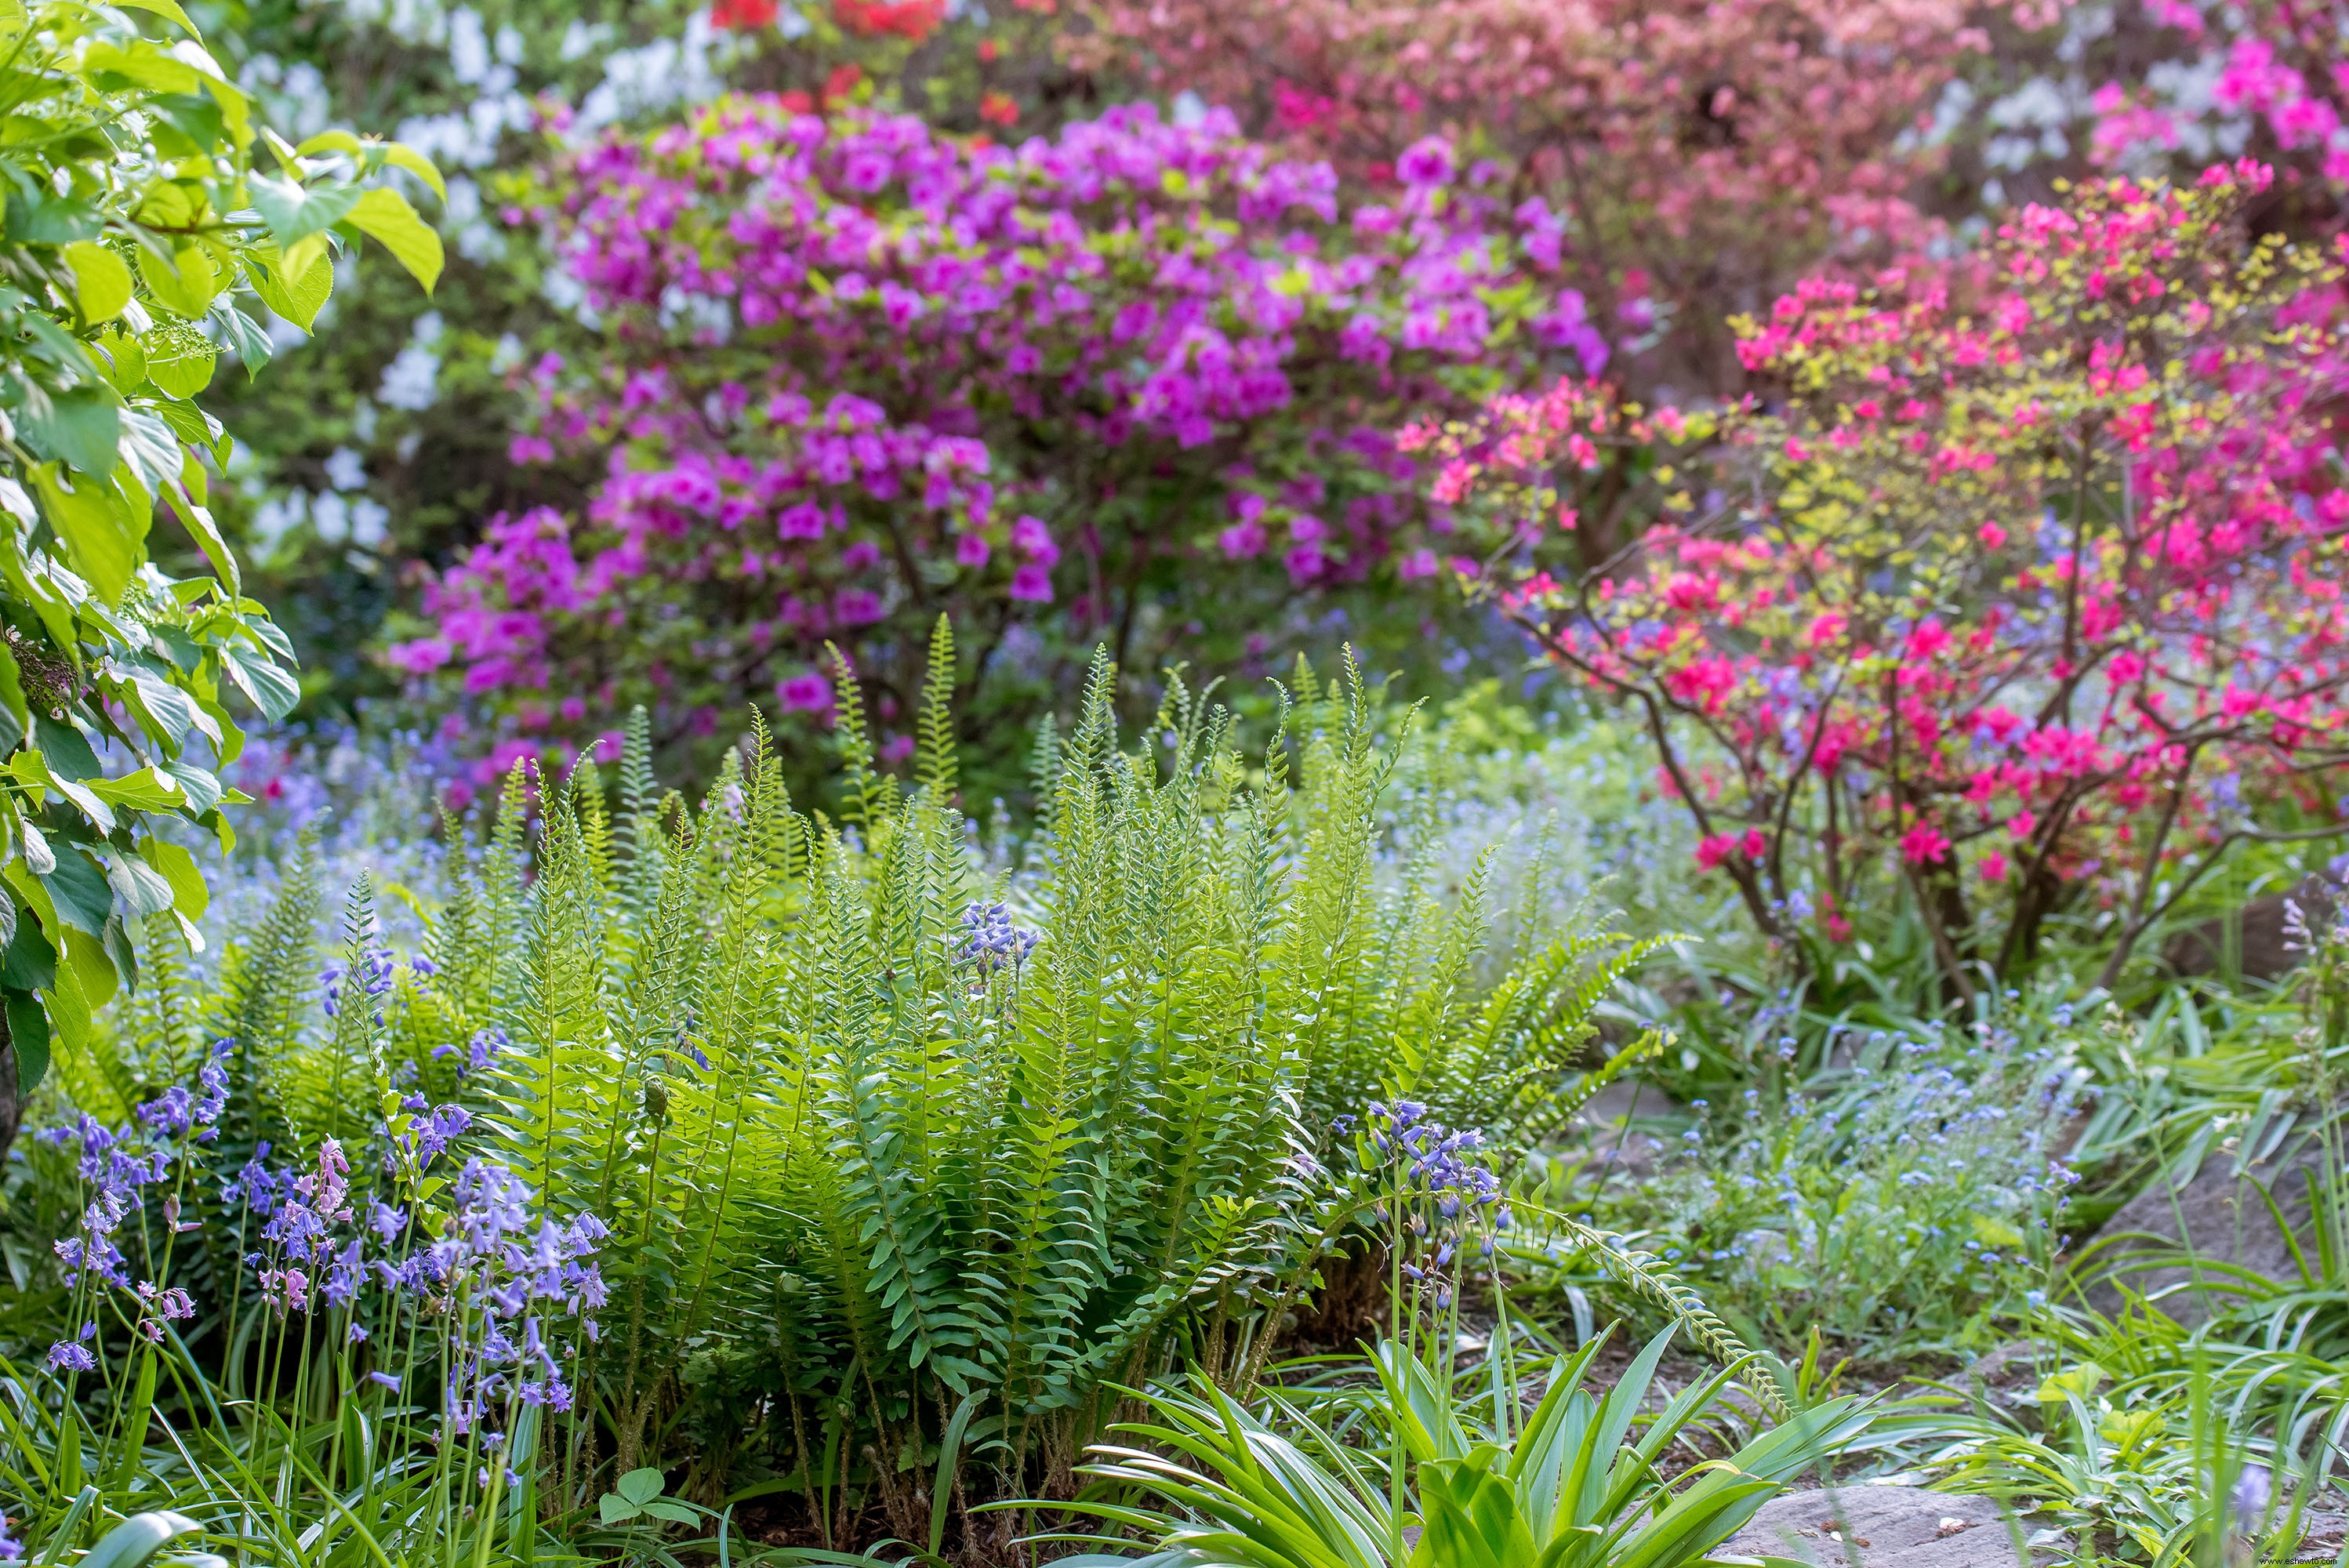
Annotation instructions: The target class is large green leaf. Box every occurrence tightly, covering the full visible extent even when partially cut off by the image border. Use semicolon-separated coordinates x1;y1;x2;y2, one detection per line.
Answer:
143;317;218;398
219;644;300;720
29;462;139;601
39;848;115;936
5;192;101;243
136;239;220;318
62;240;133;323
1412;1453;1538;1568
5;986;50;1094
17;383;122;476
345;185;444;292
247;246;333;331
249;173;365;247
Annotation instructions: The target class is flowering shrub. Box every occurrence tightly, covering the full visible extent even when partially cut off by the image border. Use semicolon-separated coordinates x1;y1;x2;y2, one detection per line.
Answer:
2086;2;2349;194
1066;0;2029;393
386;98;1594;771
1409;163;2349;987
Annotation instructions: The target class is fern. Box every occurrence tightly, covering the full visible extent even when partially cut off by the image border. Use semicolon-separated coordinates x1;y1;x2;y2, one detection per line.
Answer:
141;639;1748;1545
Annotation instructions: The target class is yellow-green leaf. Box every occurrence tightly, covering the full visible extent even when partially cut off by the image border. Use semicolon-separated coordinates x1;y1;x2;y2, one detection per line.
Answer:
381;142;446;202
61;928;116;1012
143;318;216;399
1970;1214;2026;1249
136;837;207;920
114;0;198;30
2035;1363;2105;1405
171;497;239;593
89;767;186;811
296;129;365;158
62;241;132;324
136;241;218;318
30;463;139;604
278;232;331;300
244;242;333;333
344;186;442;292
93;326;147;394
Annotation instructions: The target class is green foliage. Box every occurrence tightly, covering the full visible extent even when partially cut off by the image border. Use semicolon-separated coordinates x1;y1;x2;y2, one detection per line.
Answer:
0;0;437;1103
1573;1021;2086;1355
2;638;1715;1559
1058;1325;1871;1568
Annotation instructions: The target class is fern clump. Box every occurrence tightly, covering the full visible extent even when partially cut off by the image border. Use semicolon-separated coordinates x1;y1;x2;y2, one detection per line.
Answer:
17;625;1720;1555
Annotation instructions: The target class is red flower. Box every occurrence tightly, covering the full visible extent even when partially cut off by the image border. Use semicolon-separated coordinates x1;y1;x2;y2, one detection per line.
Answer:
834;0;944;39
821;63;864;103
978;91;1019;126
713;0;779;28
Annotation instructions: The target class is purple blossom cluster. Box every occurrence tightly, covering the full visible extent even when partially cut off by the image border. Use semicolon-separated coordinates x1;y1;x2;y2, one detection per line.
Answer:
323;948;434;1022
955;900;1039;971
431;1025;510;1078
391;96;1597;760
1345;1099;1512;1312
27;1027;608;1490
224;1093;608;1453
34;1043;233;1370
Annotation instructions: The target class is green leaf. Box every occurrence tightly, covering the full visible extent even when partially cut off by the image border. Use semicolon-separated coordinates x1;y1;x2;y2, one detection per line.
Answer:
597;1495;640;1527
248;175;365;249
109;1;200;34
148;396;222;446
171;495;241;592
2;916;56;993
36;714;103;784
617;1468;666;1506
136;241;220;318
40;848;115;937
104;849;175;917
247;247;333;332
5;194;101;245
208;303;274;377
5;986;49;1094
82;40;202;95
143;318;217;399
74;1512;204;1568
382;142;448;202
63;241;133;324
93;327;148;394
117;408;183;497
639;1501;700;1525
44;933;96;1054
218;645;299;720
136;837;205;920
19;385;122;477
345;186;443;292
30;463;138;601
89;765;187;811
121;661;201;746
159;759;224;815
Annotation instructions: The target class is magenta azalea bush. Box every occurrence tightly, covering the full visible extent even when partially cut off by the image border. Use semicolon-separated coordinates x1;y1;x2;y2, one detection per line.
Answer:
385;98;1600;775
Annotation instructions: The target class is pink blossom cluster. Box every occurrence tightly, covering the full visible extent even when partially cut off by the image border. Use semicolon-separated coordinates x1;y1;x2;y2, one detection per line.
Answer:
1064;0;2026;394
2089;6;2349;186
1408;164;2349;982
390;96;1591;753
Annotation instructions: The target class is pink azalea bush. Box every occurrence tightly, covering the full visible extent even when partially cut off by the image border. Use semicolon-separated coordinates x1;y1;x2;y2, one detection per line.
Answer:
1065;0;2040;394
387;97;1597;773
1406;163;2349;989
2087;1;2349;193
